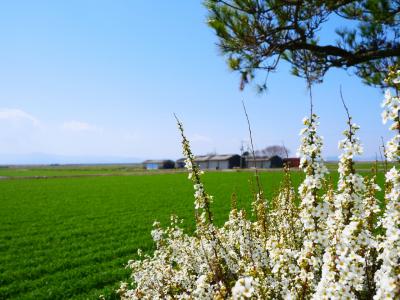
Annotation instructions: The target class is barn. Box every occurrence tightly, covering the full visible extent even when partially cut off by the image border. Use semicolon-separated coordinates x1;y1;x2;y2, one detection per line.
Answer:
245;155;284;168
194;155;212;170
208;154;241;169
143;160;175;170
245;156;271;169
175;158;186;169
193;154;241;170
283;157;301;168
269;155;284;168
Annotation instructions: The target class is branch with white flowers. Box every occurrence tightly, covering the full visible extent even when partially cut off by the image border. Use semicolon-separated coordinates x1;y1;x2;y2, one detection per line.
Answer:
118;67;400;300
375;67;400;299
296;113;329;297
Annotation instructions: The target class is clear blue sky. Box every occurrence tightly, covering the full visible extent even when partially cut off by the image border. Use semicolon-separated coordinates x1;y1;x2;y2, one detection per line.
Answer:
0;1;390;163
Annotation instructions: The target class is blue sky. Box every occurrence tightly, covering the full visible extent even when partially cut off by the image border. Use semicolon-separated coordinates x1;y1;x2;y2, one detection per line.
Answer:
0;1;391;163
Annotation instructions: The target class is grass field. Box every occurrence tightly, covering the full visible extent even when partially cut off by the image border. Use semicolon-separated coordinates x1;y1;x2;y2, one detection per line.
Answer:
325;161;395;171
0;165;144;178
0;169;385;299
0;161;391;178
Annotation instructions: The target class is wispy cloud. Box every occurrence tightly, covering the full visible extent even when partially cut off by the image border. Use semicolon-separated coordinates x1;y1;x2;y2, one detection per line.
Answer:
62;120;100;132
0;108;40;126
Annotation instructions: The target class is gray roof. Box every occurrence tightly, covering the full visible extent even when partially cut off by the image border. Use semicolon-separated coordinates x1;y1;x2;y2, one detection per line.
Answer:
209;154;238;161
194;154;238;162
143;159;170;164
194;155;213;162
246;156;271;162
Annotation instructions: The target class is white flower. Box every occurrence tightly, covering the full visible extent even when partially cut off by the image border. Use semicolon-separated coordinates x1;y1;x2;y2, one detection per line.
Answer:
232;277;254;299
374;83;400;299
386;167;399;182
119;68;400;300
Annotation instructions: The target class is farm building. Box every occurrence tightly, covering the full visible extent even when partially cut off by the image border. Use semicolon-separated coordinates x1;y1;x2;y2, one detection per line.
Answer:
143;160;175;170
194;155;212;170
245;156;271;168
246;155;284;168
192;154;241;170
175;158;186;169
283;157;301;168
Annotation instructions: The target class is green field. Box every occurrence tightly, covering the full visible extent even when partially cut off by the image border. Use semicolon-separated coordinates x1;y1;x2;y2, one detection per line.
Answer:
0;161;391;179
325;161;395;171
0;165;144;178
0;169;385;299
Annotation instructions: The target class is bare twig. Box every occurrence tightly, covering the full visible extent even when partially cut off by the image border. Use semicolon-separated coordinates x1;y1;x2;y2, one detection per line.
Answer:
339;86;351;121
380;136;388;173
339;86;355;150
242;101;258;166
309;82;314;117
242;100;267;230
242;100;263;191
281;141;289;159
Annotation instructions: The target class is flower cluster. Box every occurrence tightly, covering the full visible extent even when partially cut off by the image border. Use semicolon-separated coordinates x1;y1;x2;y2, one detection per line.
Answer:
175;116;213;225
374;167;400;299
296;113;329;296
119;70;400;299
315;108;383;299
232;277;255;299
374;73;400;299
336;120;365;221
267;166;302;298
382;66;400;161
314;115;367;298
381;89;400;161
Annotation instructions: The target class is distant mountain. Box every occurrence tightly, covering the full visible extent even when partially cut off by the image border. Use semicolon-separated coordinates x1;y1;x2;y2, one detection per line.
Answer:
0;153;143;165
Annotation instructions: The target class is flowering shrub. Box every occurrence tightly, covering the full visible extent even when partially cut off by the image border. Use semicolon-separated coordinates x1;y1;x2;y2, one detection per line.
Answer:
118;69;400;299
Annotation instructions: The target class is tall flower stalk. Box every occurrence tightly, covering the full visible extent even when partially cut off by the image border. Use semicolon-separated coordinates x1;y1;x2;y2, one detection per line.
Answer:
317;93;382;298
296;112;329;297
374;67;400;299
175;115;213;226
265;165;302;297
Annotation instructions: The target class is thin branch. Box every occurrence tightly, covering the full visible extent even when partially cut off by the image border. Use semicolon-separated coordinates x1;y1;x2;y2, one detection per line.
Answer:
242;101;257;166
281;141;289;159
339;87;357;188
381;136;388;173
242;100;264;196
217;0;252;13
340;85;351;121
309;83;314;117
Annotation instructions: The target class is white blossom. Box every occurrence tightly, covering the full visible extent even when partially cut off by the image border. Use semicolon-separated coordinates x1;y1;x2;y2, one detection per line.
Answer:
119;69;400;300
296;113;329;296
232;277;255;299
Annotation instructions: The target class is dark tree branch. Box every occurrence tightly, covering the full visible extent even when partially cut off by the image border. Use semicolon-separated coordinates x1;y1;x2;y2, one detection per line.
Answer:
206;0;400;89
